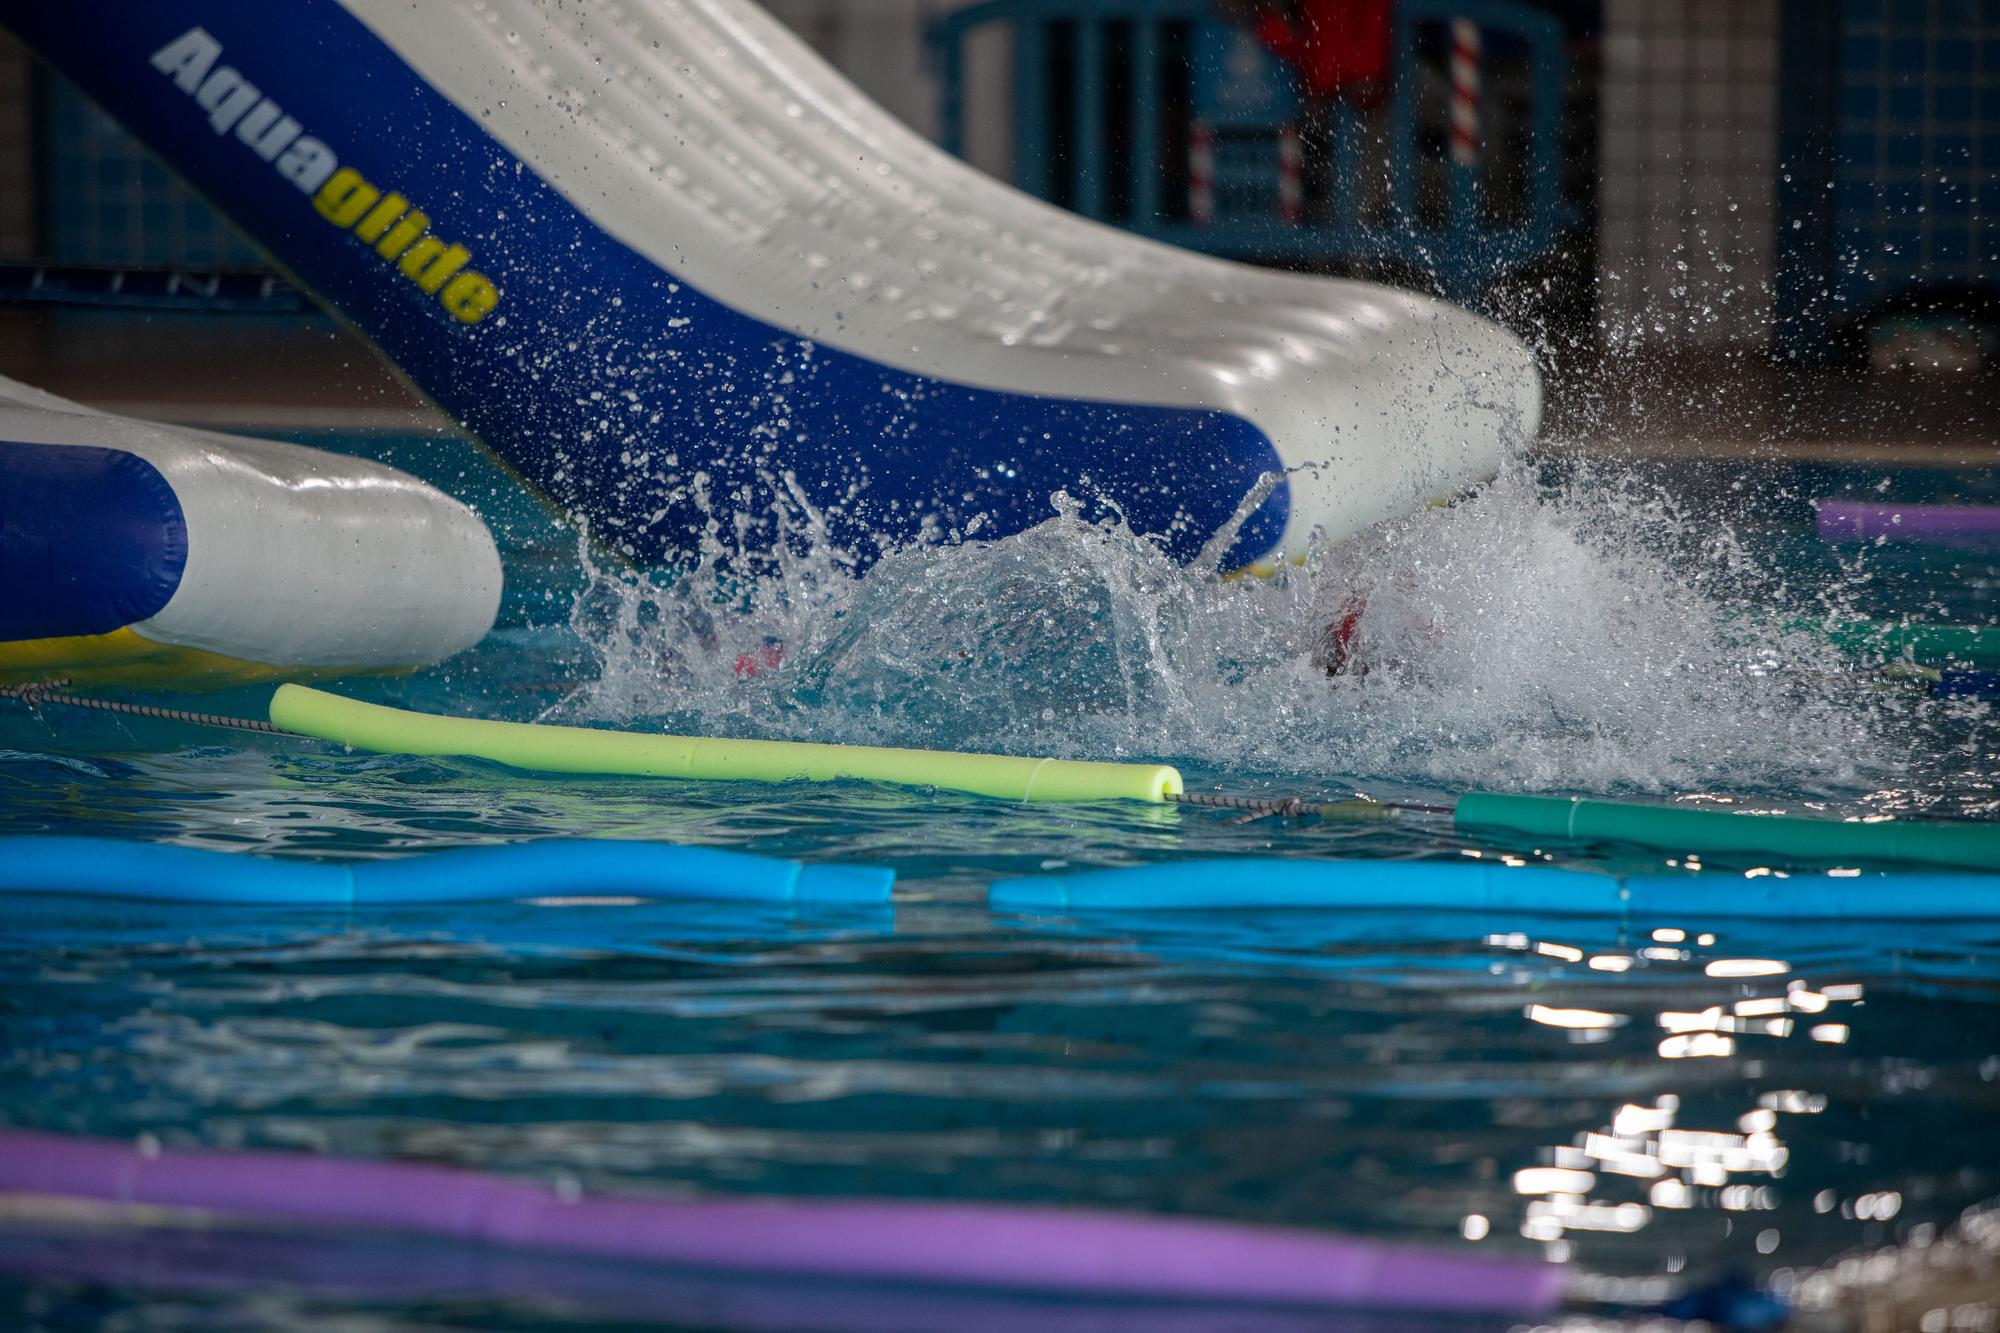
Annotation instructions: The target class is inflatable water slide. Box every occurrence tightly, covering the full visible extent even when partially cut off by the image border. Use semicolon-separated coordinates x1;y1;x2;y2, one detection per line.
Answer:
0;0;1539;685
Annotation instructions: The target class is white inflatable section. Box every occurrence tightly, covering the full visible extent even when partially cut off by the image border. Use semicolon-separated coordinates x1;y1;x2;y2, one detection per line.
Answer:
339;0;1541;553
0;377;502;668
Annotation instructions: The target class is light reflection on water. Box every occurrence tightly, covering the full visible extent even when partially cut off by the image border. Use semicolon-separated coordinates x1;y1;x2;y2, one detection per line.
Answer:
0;441;1996;1327
3;878;1997;1326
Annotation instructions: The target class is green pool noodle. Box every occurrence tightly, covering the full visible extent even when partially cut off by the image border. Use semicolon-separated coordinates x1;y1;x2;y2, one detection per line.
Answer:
270;685;1183;804
1455;792;2000;874
1819;619;1999;669
1731;616;1998;670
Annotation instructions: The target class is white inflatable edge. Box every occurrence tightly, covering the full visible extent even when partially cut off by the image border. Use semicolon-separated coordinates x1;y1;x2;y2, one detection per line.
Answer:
339;0;1539;554
0;377;502;668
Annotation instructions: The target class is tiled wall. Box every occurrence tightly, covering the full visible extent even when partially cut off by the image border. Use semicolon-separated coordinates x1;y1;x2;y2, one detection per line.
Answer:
0;32;34;258
763;0;1015;180
39;76;263;267
764;0;940;140
1829;0;2000;312
1597;0;1781;350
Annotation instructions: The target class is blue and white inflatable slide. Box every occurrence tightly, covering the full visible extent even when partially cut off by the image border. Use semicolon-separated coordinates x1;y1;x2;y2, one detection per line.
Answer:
0;376;500;686
1;0;1540;581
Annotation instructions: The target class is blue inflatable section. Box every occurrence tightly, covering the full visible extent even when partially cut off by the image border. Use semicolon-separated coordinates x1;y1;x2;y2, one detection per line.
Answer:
0;441;186;640
989;857;2000;920
0;2;1288;570
0;837;893;905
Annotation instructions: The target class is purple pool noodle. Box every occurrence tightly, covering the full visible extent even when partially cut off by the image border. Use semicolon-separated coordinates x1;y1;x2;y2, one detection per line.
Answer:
0;1228;1519;1333
1816;500;2000;543
0;1130;1559;1314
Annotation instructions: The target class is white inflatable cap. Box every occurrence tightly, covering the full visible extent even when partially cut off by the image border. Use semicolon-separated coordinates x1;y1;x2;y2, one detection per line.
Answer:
0;375;502;672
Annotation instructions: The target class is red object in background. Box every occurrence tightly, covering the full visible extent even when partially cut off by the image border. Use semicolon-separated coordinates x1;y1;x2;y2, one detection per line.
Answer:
1322;592;1368;676
734;644;784;678
1252;0;1393;107
1189;121;1216;224
1277;121;1303;222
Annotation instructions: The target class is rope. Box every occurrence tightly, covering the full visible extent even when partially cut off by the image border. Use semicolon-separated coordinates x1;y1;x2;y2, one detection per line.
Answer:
1168;788;1448;820
1166;791;1449;824
1166;791;1294;813
1177;792;1319;825
0;681;295;735
0;681;1451;819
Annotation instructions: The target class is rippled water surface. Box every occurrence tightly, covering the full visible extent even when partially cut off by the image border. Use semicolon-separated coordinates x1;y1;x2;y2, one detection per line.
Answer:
2;434;1997;1330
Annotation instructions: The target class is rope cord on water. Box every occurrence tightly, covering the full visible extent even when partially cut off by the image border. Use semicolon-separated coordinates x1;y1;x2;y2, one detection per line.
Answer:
1166;790;1450;823
1165;791;1300;814
0;682;295;736
7;684;1995;873
0;682;1429;822
1170;792;1323;825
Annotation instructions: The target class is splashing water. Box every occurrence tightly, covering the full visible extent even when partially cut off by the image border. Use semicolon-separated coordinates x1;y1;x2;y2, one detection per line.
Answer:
552;458;1937;798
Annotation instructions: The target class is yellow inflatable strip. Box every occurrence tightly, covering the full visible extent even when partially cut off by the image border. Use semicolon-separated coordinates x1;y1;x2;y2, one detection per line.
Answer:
0;628;296;690
270;685;1183;804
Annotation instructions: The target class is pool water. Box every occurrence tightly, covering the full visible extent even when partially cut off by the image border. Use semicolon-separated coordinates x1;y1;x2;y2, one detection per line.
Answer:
1;432;1996;1330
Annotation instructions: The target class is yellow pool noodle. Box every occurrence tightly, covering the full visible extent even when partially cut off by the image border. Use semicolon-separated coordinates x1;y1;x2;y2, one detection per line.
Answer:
270;685;1183;804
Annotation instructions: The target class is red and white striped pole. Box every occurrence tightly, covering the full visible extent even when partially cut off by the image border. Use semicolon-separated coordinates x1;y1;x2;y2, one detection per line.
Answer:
1189;120;1215;225
1277;120;1303;225
1448;19;1481;167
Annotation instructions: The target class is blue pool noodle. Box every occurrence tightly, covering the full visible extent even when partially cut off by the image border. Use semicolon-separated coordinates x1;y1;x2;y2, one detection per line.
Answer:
989;858;2000;920
0;837;892;906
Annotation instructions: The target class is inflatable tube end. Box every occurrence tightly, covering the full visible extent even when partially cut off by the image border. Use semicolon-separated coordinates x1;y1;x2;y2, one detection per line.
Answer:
0;441;185;640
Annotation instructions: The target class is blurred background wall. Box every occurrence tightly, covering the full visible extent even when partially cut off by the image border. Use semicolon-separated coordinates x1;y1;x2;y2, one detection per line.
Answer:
0;1;1995;379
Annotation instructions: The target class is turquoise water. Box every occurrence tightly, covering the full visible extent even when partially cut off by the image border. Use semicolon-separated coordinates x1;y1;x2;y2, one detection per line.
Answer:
1;433;1997;1329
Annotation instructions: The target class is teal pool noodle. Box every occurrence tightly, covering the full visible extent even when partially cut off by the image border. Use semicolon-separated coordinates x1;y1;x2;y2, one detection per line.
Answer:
0;837;891;906
1454;793;2000;874
989;858;2000;920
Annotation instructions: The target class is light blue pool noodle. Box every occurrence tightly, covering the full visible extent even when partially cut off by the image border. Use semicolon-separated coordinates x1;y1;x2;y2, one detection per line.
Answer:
350;839;890;905
989;858;2000;920
0;837;891;906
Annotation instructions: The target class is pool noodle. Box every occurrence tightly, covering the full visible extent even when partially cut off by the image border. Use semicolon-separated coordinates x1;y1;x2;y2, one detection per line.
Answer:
991;857;2000;917
269;688;1993;872
0;1129;1559;1314
1454;793;2000;874
1824;619;2000;669
270;685;1183;804
1816;500;2000;543
0;836;891;905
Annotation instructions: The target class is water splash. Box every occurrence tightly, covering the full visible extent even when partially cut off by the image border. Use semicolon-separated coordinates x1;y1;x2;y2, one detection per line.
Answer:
551;459;1939;797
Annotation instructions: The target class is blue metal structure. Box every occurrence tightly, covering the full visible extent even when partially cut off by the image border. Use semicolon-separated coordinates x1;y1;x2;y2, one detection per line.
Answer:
1187;20;1300;224
930;0;1575;304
